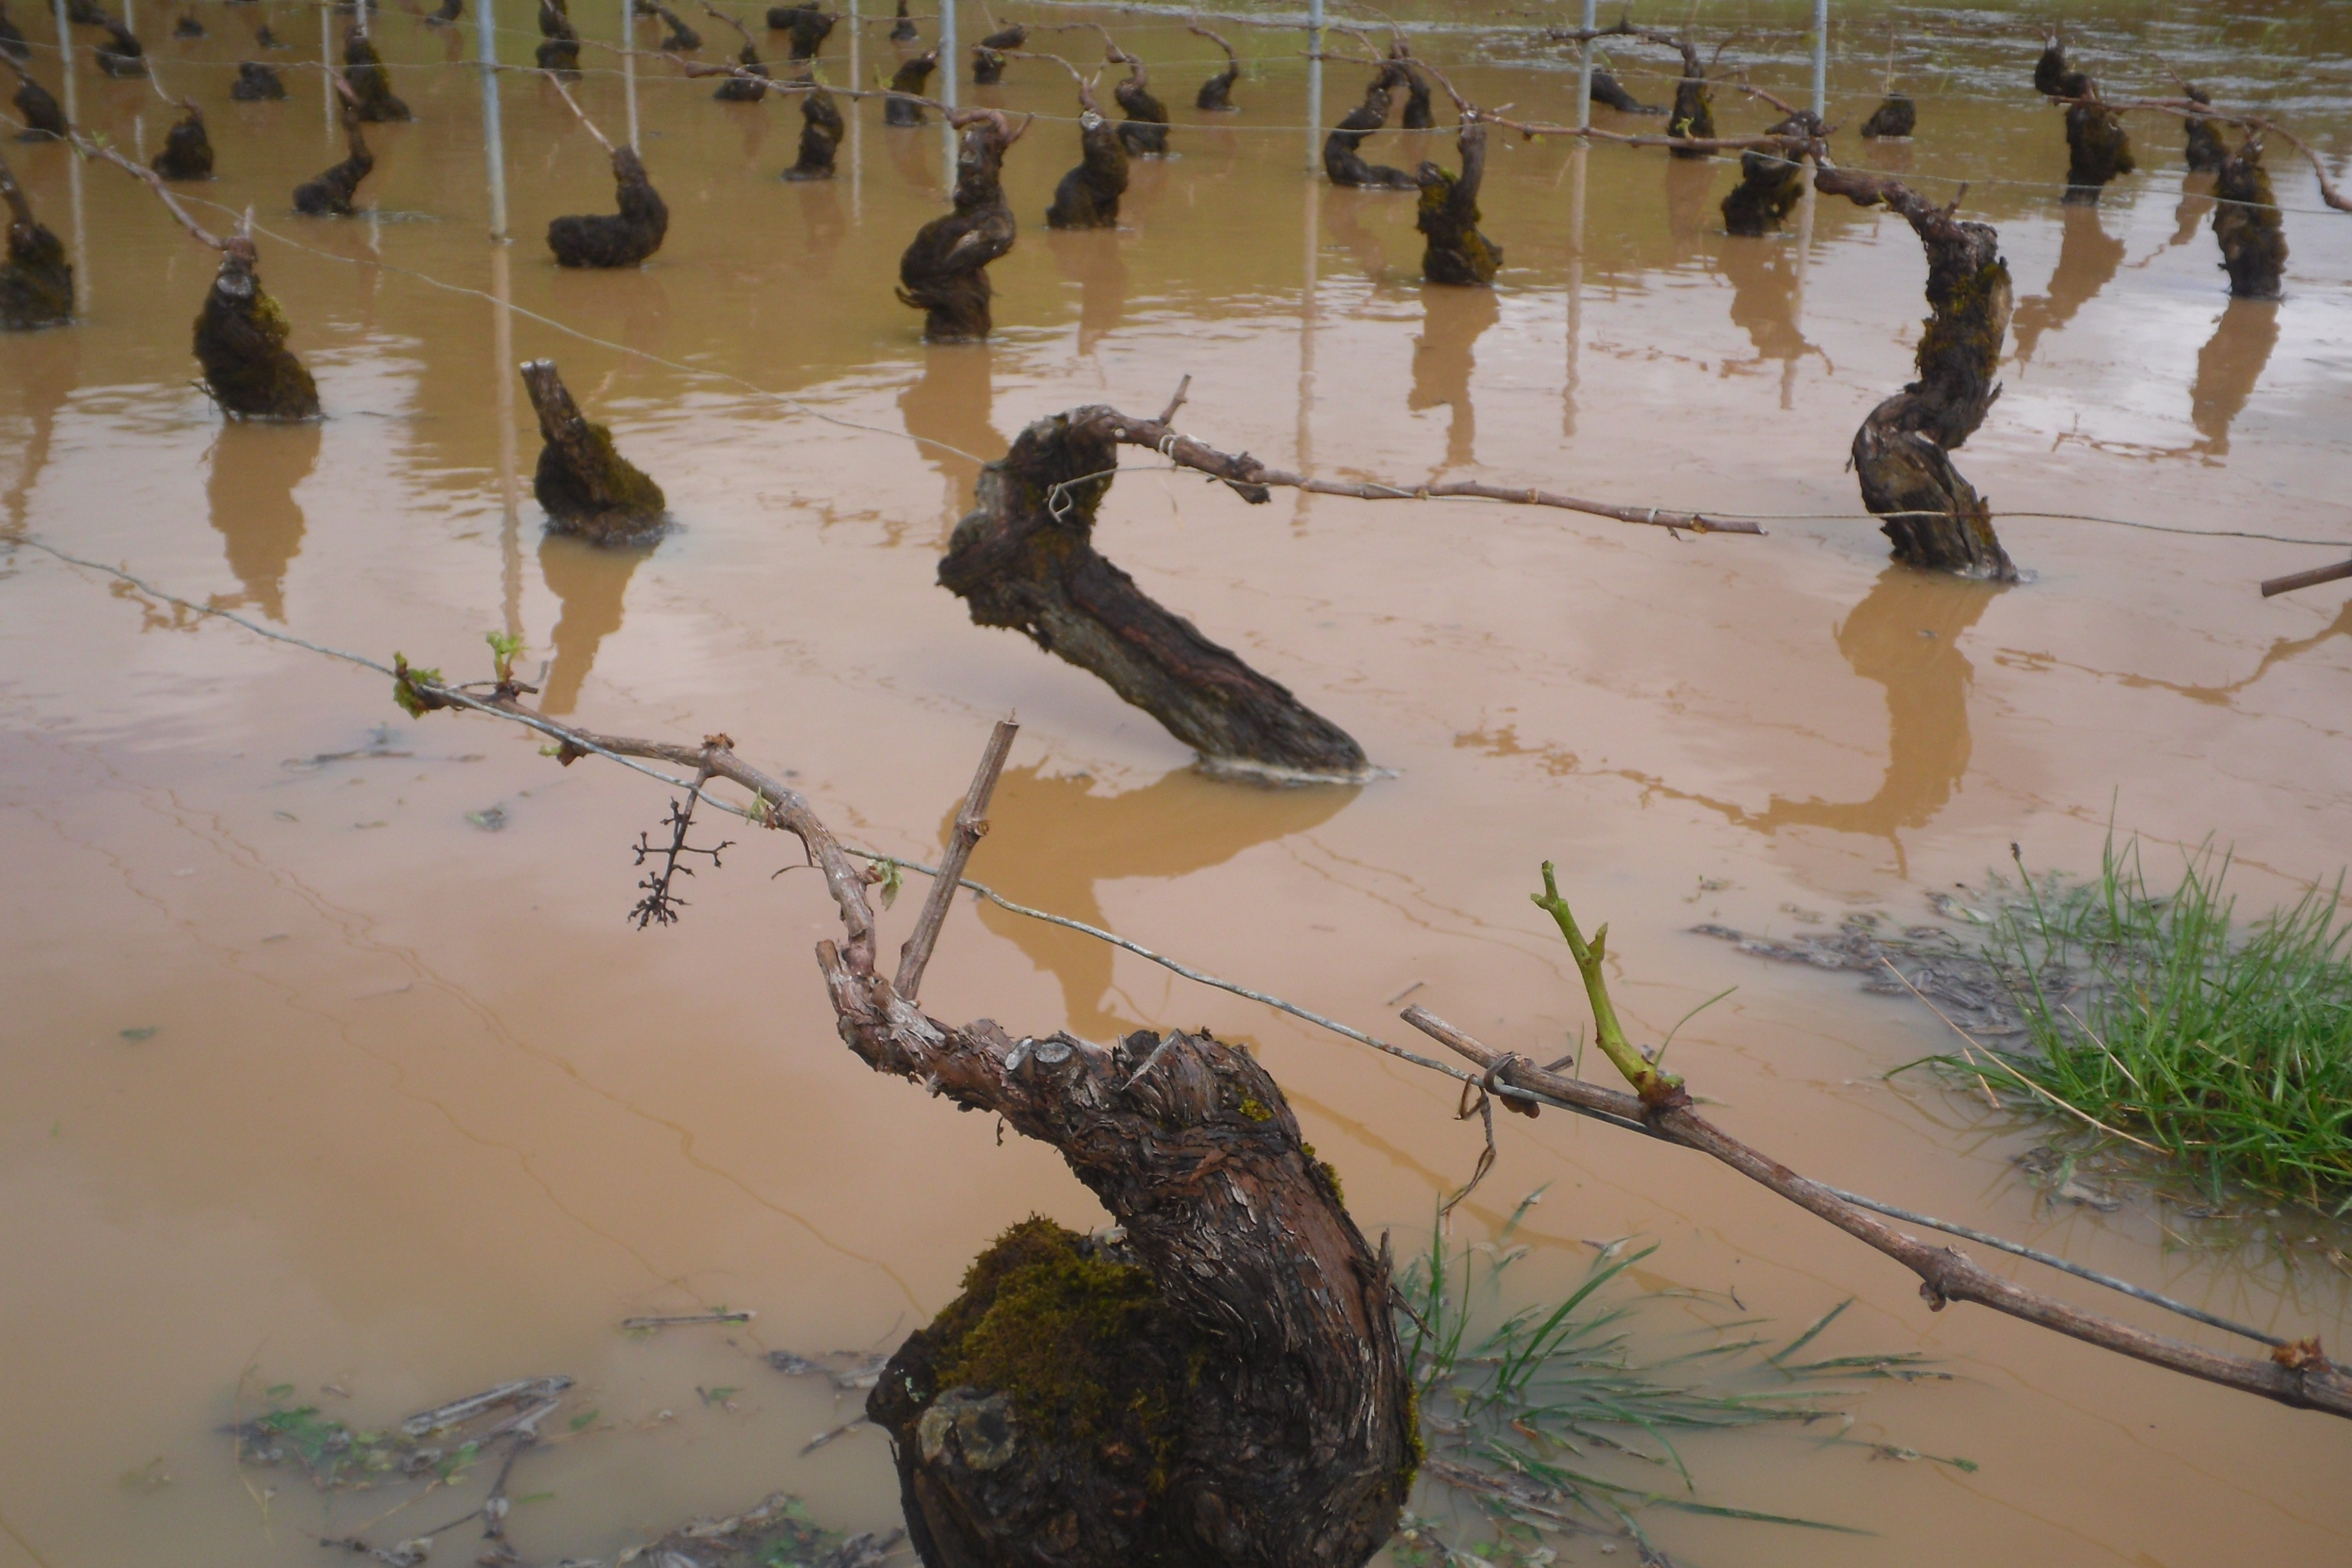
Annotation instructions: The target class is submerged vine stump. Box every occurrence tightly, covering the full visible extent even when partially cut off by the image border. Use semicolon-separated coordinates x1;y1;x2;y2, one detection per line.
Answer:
1416;120;1500;286
828;1014;1413;1568
767;4;834;61
888;0;914;44
521;358;667;542
971;25;1022;84
0;152;71;328
2034;40;2131;204
94;20;145;77
1324;67;1415;190
1860;93;1915;139
897;113;1018;341
230;60;286;100
172;11;202;37
1193;25;1237;111
2213;136;2286;300
194;240;321;419
151;104;214;181
714;44;769;100
344;30;410;121
292;113;373;215
1720;115;1819;236
2182;83;2226;173
1113;63;1168;158
11;70;65;139
938;409;1368;775
884;51;934;125
1046;110;1125;230
1816;168;2018;580
547;146;668;267
536;0;582;73
1587;69;1654;115
781;83;842;180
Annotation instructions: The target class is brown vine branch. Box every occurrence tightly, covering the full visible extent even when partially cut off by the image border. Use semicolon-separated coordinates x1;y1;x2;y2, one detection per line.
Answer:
893;717;1017;999
1057;403;1763;535
1399;865;2352;1423
68;130;227;248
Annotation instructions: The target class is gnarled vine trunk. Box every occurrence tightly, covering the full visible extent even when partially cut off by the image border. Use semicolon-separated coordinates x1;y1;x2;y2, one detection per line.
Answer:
1416;120;1500;285
897;116;1016;340
230;61;285;100
1860;93;1915;139
2034;41;2132;204
937;408;1368;776
1817;168;2018;580
1113;67;1168;157
884;51;935;125
194;241;321;419
151;104;214;181
292;113;373;215
1324;69;1415;190
2213;136;2286;300
344;30;410;120
1720;115;1819;236
0;151;71;328
1046;112;1126;230
782;84;842;180
546;146;668;267
824;997;1415;1568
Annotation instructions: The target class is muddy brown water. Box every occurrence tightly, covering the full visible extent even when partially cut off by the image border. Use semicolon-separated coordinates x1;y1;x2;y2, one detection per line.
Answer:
4;1;2351;1563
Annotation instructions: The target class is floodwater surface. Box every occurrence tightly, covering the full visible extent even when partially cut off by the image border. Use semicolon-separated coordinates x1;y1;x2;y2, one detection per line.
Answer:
5;2;2352;1565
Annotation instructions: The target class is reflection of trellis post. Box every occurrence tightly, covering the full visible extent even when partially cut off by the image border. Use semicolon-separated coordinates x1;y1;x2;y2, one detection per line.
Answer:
1563;145;1586;436
321;4;334;128
1297;171;1319;528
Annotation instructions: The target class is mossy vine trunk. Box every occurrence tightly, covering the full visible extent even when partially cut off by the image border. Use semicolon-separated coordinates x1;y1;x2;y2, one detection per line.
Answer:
1416;120;1501;286
1046;112;1126;230
897;116;1016;340
521;357;667;541
546;146;668;267
1324;68;1415;190
937;409;1369;776
782;84;842;180
2213;136;2286;300
820;991;1415;1566
193;241;321;419
0;151;71;328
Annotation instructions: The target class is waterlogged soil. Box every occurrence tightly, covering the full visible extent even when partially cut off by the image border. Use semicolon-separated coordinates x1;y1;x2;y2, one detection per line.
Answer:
5;2;2352;1565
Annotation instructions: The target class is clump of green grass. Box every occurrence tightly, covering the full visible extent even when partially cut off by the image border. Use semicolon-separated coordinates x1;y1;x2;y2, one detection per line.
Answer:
1392;1196;1958;1563
1981;835;2352;1211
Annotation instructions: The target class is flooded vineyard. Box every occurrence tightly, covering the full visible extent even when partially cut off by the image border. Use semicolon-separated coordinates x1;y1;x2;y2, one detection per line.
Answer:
4;1;2351;1565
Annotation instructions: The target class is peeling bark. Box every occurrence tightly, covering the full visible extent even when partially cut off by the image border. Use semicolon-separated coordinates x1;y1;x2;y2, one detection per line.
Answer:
2213;135;2286;300
344;30;410;120
193;241;321;419
521;357;667;542
292;113;373;216
1860;93;1914;139
1046;111;1125;230
937;409;1369;776
1416;120;1501;285
1816;168;2018;580
151;104;214;181
230;60;286;100
781;82;842;180
897;115;1017;340
1720;115;1818;236
884;51;935;125
546;146;668;267
0;151;71;328
1324;69;1415;190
